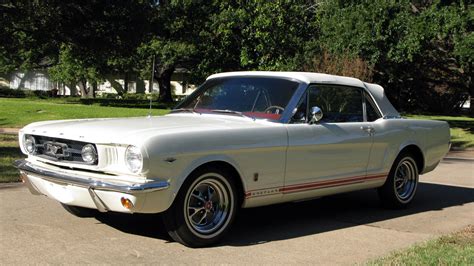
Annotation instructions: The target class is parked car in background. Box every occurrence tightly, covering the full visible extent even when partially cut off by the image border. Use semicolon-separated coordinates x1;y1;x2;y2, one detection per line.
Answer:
15;71;450;247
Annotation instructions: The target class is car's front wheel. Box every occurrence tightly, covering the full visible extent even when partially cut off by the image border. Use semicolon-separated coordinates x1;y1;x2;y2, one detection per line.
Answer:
162;167;238;247
378;152;419;209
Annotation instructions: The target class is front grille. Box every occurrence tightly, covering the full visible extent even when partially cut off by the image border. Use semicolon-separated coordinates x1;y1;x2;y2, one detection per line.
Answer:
31;135;98;165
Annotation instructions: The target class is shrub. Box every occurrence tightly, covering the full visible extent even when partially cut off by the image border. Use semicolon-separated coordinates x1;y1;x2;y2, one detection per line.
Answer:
0;87;26;98
79;98;174;109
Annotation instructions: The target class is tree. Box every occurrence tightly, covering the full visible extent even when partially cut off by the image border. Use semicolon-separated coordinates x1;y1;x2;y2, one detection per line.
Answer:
1;0;154;97
315;0;472;113
48;44;101;97
0;1;61;73
137;0;208;103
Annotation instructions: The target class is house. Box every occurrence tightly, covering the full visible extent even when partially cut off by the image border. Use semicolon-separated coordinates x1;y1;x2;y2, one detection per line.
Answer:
7;69;196;98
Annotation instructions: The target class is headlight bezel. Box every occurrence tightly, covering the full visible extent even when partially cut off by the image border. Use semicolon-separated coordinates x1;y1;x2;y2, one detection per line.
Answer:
124;145;143;174
23;135;37;154
81;144;97;164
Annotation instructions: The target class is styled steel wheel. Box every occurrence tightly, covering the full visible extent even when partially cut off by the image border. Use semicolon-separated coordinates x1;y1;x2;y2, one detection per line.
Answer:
184;174;233;238
378;153;419;209
162;166;238;247
394;158;418;203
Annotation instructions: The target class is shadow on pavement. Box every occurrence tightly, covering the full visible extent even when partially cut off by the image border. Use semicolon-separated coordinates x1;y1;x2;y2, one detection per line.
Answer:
94;182;473;246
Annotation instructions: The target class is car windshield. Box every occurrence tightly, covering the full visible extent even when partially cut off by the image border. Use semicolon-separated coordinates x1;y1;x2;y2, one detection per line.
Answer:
176;77;300;120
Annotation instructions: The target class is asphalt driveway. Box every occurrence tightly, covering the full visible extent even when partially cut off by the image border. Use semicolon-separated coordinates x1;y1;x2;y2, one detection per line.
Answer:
1;158;472;264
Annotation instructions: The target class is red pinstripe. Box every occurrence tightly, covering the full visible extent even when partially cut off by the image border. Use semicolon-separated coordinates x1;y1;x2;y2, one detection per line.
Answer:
245;173;387;199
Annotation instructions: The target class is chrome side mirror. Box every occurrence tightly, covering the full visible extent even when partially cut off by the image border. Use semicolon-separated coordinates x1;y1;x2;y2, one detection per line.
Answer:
310;106;323;124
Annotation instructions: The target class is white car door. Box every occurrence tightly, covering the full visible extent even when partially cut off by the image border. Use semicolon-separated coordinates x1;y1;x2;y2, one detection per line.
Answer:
284;84;376;200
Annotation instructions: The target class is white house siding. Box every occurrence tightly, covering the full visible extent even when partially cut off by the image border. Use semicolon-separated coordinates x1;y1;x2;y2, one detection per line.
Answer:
9;71;54;91
8;70;196;97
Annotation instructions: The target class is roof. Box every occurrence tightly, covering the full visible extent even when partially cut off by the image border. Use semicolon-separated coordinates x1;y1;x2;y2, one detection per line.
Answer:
207;71;400;118
207;71;365;88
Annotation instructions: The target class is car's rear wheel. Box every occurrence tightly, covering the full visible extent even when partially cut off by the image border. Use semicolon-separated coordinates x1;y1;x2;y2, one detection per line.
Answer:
61;203;97;217
162;166;238;247
378;152;419;209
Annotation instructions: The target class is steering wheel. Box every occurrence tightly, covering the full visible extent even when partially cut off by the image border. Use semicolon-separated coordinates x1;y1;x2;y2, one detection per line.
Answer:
264;105;285;114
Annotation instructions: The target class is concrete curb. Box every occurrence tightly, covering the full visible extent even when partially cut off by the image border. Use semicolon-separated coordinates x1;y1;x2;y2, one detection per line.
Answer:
0;182;23;189
0;128;20;134
443;157;474;162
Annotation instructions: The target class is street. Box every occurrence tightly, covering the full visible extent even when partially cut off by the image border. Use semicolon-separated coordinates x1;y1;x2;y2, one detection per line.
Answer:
1;158;472;264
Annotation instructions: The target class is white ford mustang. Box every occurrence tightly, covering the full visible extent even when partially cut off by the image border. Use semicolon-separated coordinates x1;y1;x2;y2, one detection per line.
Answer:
15;71;450;247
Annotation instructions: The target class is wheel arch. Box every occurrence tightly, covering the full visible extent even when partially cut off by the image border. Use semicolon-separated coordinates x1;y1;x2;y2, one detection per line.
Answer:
398;144;425;173
173;157;247;208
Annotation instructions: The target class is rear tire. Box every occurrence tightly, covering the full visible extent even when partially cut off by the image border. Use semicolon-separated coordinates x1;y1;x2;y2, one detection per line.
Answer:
162;166;238;247
61;203;97;218
378;152;419;209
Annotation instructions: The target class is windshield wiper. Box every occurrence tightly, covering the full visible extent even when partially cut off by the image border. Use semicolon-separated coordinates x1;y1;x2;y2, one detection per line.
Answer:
210;109;254;120
170;108;199;114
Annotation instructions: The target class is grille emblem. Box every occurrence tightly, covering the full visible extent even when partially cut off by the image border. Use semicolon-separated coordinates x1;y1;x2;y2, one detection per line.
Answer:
44;142;69;158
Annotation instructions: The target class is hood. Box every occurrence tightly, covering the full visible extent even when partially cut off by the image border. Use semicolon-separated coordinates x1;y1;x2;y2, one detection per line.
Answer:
21;113;275;145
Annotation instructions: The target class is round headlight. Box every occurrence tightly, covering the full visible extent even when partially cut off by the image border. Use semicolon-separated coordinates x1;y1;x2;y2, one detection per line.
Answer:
81;144;97;163
23;135;36;154
125;145;143;173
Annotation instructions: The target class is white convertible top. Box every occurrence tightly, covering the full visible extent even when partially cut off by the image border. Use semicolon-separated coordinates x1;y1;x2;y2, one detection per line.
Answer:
208;71;364;87
207;71;400;118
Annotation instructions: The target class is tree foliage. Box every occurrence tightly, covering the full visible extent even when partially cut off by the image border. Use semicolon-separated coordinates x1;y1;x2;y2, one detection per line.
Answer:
1;0;472;112
315;0;472;113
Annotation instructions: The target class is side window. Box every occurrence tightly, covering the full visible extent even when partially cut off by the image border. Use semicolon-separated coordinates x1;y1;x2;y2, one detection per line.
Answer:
365;96;381;122
308;85;364;123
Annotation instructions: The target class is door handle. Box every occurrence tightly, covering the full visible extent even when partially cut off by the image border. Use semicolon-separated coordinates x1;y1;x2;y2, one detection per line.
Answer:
361;125;375;134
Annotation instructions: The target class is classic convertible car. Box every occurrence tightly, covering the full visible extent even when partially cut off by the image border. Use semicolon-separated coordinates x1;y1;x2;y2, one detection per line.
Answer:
15;72;450;247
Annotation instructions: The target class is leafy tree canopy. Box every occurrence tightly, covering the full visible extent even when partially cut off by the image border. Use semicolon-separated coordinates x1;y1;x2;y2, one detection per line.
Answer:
1;0;472;112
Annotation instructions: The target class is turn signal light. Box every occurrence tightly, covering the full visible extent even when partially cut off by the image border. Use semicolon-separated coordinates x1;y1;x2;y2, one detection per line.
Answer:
121;197;134;209
19;173;27;183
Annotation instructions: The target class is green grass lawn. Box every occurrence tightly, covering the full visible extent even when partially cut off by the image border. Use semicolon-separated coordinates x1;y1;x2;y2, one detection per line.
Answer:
0;98;170;127
406;114;474;149
0;134;22;183
0;97;170;183
370;225;474;265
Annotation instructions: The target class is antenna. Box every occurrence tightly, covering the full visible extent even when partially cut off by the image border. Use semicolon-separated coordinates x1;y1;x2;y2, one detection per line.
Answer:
147;95;152;118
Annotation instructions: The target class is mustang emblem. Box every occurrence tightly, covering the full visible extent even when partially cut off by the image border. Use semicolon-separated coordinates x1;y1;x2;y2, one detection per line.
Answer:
44;142;68;158
46;144;59;154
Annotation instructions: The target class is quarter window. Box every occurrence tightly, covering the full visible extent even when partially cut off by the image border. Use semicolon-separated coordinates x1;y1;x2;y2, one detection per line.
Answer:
365;95;381;122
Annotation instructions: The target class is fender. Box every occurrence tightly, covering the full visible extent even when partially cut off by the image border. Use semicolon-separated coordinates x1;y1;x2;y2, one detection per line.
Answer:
171;154;248;200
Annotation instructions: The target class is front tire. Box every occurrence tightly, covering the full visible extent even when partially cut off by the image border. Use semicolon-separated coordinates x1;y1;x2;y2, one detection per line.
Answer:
378;153;419;209
162;167;238;247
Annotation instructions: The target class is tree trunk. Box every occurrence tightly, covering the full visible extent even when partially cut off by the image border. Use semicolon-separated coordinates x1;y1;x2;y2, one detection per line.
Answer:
470;87;473;115
78;79;88;98
124;73;129;93
107;78;125;96
156;67;175;103
90;82;97;98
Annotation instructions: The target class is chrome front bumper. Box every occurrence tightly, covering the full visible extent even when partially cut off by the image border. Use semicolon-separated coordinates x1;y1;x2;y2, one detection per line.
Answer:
14;159;170;212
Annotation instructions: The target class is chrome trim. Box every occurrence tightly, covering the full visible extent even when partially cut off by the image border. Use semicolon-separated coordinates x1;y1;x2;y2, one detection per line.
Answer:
88;187;109;212
13;159;169;194
362;83;385;119
19;172;42;195
279;82;309;123
383;115;403;119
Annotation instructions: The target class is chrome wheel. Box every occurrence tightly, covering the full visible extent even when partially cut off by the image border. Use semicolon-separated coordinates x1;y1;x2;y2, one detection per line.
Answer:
184;173;233;238
393;158;418;202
